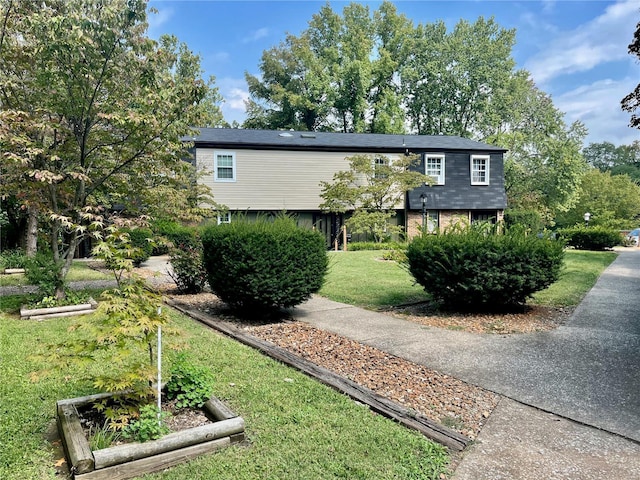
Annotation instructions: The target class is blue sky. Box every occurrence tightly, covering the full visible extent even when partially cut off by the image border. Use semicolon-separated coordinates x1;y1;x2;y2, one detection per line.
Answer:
148;0;640;146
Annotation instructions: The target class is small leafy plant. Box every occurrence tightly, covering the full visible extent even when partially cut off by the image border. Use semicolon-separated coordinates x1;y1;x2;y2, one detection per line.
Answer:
89;420;123;450
0;248;26;270
122;404;170;443
166;353;214;409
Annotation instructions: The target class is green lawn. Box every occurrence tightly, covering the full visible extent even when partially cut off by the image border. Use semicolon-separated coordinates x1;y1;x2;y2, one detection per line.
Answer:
319;251;429;308
319;249;618;309
0;308;449;480
532;250;618;306
0;261;111;287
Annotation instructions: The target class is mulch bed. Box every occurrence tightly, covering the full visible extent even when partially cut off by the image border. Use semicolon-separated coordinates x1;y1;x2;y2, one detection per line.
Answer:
143;272;570;443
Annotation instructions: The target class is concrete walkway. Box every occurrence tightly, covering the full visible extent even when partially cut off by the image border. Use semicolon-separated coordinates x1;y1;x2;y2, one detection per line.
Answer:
293;249;640;478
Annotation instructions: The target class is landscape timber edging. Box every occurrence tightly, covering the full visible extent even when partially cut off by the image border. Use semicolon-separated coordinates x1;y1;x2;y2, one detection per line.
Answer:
167;298;470;452
56;392;245;480
20;298;98;320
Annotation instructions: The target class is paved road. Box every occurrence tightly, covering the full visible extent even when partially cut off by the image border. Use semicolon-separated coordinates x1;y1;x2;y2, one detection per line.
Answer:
294;249;640;442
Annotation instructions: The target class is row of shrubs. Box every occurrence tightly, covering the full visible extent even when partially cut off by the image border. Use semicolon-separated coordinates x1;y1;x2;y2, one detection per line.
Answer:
4;217;624;313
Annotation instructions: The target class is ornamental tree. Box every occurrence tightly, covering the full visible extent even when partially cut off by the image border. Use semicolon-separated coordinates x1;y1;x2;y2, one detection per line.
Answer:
0;0;223;298
320;154;429;242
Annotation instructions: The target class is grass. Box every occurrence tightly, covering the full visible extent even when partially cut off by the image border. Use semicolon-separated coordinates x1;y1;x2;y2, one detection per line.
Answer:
319;249;618;309
0;261;111;287
532;250;618;306
0;307;449;480
0;248;617;479
319;251;429;309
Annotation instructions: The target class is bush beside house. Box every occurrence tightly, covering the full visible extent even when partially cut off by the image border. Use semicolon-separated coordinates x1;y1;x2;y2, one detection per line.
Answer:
557;226;622;251
407;225;565;309
202;217;328;312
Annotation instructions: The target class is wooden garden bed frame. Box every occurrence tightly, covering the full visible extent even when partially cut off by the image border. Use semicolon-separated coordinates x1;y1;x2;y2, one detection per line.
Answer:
57;392;245;480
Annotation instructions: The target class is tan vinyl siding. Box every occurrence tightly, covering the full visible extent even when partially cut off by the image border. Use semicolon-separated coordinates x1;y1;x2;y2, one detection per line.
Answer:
197;148;405;211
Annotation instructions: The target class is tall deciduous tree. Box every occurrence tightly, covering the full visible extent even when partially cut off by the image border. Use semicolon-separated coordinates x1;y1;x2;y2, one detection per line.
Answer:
0;0;223;298
401;17;516;137
583;141;640;182
555;169;640;228
245;1;413;133
484;73;588;222
622;20;640;129
319;154;428;242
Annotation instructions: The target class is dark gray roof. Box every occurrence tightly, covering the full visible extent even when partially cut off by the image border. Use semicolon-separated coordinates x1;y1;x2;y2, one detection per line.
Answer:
188;128;506;153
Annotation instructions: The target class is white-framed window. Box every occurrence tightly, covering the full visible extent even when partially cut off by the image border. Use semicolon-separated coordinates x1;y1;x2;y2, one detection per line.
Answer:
471;155;490;185
426;211;439;233
424;154;445;185
214;151;236;182
374;156;389;179
217;212;231;225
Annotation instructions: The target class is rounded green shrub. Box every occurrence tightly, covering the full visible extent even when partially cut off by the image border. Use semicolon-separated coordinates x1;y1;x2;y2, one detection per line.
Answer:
202;217;328;312
557;226;621;251
168;231;206;294
127;227;154;266
406;225;565;309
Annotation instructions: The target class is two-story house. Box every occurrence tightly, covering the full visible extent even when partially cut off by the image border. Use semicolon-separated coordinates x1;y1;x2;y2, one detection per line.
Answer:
191;128;507;246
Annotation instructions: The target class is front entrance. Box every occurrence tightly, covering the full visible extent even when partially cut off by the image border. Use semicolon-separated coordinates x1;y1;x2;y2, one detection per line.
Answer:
313;212;344;249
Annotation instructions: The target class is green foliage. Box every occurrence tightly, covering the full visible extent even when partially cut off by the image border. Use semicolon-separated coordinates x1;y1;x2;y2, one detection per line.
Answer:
583;141;640;182
154;220;202;250
348;241;407;251
123;227;154;267
95;228;152;284
166;353;214;409
169;245;207;294
320;153;428;242
503;209;544;233
0;248;26;270
23;252;64;298
406;225;565;309
381;248;408;263
88;420;123;450
554;169;640;229
489;73;588;222
29;290;90;309
159;224;207;293
202;217;328;312
557;226;622;251
31;232;181;428
122;404;170;443
0;0;222;296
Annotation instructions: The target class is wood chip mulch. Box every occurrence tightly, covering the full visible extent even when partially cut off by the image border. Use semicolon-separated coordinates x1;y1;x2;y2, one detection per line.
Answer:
171;293;507;440
245;321;498;440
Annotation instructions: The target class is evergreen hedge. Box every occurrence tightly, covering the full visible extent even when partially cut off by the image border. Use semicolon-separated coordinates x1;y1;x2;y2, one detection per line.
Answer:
202;217;328;312
557;226;621;251
406;225;565;309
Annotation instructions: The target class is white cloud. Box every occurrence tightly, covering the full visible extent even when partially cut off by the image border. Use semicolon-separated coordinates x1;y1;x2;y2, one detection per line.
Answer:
243;27;269;44
147;6;174;39
216;78;250;124
526;0;639;84
555;77;640;145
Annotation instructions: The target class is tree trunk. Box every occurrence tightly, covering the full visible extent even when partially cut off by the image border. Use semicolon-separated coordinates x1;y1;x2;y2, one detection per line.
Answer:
25;204;38;257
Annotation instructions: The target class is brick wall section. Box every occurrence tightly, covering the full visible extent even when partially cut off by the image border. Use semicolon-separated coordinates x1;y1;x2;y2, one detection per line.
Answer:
406;211;423;238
